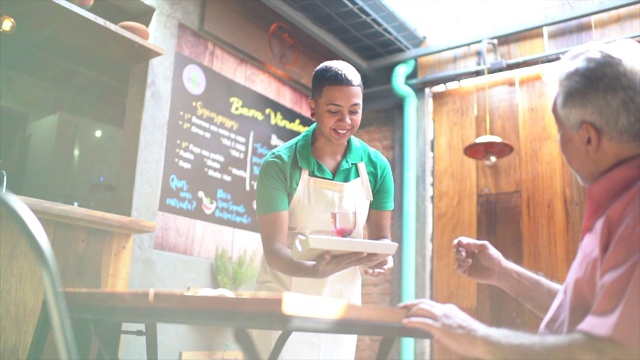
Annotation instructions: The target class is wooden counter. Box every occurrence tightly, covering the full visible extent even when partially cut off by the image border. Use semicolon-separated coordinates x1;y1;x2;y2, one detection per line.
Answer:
0;196;155;360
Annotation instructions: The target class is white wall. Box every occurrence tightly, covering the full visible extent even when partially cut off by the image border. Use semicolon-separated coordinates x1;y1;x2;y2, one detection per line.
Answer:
121;1;240;359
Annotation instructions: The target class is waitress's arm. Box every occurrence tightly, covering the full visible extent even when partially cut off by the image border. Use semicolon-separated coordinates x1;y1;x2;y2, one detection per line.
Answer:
258;210;381;278
258;210;316;277
364;209;394;275
365;209;392;240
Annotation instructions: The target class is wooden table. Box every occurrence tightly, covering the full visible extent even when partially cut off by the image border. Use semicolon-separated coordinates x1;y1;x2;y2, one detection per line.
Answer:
48;289;430;359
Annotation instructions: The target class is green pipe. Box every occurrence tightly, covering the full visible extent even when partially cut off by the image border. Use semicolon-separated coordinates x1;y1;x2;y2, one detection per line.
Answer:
391;59;417;359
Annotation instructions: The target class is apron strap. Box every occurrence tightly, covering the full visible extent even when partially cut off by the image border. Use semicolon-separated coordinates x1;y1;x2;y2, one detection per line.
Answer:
356;162;373;202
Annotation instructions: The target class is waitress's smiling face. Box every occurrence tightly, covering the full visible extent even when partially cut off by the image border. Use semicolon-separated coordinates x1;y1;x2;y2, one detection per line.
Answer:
309;85;363;147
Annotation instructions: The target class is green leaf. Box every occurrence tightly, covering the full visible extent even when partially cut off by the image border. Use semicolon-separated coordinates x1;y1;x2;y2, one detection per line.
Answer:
213;247;259;290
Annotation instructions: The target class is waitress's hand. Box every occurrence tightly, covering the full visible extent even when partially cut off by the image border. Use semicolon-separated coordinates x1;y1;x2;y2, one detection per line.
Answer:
312;252;379;278
364;255;393;277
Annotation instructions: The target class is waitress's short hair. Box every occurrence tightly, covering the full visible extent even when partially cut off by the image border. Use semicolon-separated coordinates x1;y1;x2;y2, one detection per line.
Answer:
311;60;363;100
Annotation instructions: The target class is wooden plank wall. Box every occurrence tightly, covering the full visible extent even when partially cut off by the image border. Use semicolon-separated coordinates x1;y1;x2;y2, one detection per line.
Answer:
433;86;478;315
432;69;582;360
428;5;637;358
201;0;336;91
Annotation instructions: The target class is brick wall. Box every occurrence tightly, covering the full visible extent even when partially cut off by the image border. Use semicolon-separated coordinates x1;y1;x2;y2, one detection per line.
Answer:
355;125;397;360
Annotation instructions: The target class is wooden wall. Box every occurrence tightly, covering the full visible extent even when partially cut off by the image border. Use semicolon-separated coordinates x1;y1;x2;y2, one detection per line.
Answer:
426;5;638;359
418;5;640;77
431;70;584;360
201;0;336;91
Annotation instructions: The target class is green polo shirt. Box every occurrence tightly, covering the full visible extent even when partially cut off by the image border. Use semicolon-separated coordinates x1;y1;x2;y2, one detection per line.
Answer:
256;123;394;215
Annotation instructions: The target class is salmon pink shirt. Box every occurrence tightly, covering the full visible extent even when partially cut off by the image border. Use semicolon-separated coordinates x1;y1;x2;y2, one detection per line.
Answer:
539;156;640;351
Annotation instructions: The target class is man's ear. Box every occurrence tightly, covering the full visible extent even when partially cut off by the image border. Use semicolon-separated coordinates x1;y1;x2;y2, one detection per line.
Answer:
581;122;601;152
308;97;316;120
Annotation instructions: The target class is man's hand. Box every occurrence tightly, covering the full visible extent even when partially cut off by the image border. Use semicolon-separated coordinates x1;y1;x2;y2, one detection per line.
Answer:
399;298;640;360
399;298;488;359
453;236;509;286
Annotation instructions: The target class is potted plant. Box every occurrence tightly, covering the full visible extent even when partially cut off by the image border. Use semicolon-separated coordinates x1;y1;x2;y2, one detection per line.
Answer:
213;247;259;291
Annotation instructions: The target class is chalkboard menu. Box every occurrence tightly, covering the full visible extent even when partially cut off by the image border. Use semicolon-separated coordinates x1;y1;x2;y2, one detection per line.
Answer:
159;52;313;232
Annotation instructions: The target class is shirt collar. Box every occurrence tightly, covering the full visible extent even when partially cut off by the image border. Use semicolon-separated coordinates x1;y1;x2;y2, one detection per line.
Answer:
581;155;640;238
296;123;365;172
296;123;315;170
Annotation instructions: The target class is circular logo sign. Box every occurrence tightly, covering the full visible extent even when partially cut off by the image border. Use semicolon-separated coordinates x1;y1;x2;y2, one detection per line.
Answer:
182;64;206;96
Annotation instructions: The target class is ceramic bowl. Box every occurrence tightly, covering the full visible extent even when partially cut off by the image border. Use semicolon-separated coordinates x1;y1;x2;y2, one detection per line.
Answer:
117;21;149;41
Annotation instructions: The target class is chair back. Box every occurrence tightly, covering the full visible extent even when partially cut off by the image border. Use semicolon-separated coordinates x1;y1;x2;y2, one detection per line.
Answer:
0;192;79;359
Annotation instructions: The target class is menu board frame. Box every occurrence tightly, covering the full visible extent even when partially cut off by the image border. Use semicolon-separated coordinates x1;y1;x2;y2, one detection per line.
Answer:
158;52;313;232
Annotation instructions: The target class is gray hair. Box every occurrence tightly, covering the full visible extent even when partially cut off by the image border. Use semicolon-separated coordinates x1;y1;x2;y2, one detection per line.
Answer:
554;39;640;144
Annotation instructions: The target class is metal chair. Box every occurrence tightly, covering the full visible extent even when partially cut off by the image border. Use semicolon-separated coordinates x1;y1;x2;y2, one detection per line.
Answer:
0;191;79;359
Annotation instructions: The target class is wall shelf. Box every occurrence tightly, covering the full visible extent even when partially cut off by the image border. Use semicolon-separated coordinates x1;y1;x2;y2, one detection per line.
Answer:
0;0;165;215
0;0;164;83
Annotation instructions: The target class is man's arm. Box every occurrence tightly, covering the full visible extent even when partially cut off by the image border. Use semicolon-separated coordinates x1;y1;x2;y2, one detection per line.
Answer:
495;261;562;318
453;237;560;316
481;329;639;360
400;299;639;360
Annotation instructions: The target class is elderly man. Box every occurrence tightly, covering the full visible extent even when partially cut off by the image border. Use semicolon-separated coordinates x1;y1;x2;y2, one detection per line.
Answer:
401;39;640;359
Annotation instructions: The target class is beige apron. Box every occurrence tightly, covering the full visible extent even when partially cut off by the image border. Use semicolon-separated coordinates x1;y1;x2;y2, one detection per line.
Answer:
253;162;373;359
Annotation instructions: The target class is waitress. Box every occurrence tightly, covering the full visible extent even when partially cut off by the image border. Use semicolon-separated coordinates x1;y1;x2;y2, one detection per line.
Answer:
253;60;395;359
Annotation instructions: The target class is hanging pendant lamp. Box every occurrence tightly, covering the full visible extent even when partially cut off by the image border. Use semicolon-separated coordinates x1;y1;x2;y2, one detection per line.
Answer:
464;134;514;166
464;62;513;167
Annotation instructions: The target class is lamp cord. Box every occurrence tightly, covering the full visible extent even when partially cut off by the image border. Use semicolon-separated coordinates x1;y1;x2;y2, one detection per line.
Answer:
484;66;490;135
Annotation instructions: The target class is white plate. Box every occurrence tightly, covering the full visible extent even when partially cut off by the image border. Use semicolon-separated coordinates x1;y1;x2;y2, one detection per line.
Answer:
291;235;398;261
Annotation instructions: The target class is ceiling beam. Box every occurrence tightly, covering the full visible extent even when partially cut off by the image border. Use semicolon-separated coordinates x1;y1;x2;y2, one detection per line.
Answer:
261;0;638;75
369;0;640;69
